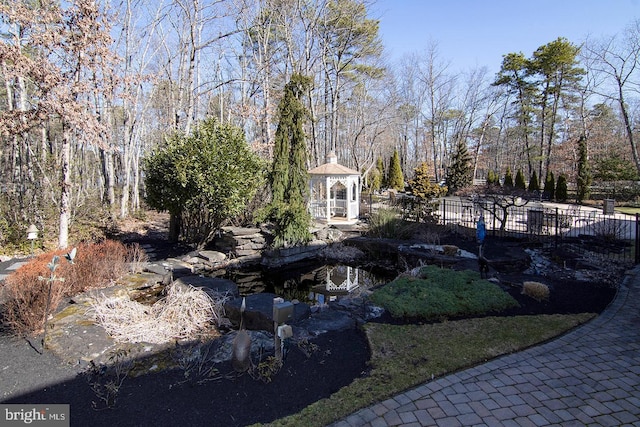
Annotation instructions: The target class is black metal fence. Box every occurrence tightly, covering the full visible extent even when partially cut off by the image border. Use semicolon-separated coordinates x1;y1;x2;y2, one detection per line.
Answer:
360;194;640;264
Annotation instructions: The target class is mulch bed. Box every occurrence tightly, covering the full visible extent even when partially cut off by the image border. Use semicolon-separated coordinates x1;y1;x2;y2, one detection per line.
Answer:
3;328;369;427
1;223;622;427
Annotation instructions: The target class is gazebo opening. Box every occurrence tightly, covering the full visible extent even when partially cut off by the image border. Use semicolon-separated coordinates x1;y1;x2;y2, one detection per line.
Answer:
330;182;347;217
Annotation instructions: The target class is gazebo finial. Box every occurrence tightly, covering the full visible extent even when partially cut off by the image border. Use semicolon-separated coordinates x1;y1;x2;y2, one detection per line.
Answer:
327;151;338;164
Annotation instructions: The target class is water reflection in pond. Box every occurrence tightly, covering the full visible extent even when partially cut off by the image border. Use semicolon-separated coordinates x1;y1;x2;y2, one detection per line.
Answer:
224;263;394;306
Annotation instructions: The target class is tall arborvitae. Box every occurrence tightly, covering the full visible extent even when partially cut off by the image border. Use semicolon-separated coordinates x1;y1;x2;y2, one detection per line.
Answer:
556;175;568;202
528;170;540;192
263;73;313;247
576;135;591;203
543;171;555;200
445;140;472;194
515;169;527;190
486;170;499;186
388;149;404;191
376;156;386;188
504;167;514;188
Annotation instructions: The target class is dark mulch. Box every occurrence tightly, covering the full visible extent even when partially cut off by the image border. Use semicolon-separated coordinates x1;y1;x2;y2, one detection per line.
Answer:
2;328;368;427
0;223;622;427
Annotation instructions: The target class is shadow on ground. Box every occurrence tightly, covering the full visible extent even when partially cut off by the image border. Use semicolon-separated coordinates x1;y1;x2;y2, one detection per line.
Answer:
2;328;369;427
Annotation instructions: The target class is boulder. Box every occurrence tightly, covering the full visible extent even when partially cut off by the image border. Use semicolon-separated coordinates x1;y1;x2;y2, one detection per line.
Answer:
315;227;344;242
144;259;194;278
221;226;262;237
261;240;328;268
198;250;227;263
295;310;356;337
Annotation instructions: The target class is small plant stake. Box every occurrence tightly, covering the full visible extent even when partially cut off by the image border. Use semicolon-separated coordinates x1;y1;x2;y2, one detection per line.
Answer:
38;248;76;350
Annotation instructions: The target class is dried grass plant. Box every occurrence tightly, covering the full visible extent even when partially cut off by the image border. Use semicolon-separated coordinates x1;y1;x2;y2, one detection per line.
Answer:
522;281;550;302
126;242;149;273
90;284;229;344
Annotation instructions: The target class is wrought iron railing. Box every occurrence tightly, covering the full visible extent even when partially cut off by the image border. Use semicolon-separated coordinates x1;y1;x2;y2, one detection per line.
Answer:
359;193;640;264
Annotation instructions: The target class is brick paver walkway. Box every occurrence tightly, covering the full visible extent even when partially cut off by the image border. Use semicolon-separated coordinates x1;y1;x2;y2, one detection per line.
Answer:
332;268;640;426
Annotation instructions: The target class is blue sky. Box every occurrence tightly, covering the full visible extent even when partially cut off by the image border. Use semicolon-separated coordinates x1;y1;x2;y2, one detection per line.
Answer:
372;0;640;73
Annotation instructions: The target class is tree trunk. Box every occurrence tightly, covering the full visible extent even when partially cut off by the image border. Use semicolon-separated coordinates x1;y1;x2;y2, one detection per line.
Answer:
58;129;72;249
100;147;116;207
169;211;181;242
617;84;640;176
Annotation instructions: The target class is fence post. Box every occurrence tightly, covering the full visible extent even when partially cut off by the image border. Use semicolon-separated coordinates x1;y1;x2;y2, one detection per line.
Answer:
442;199;446;225
555;207;559;249
492;201;496;236
635;213;640;264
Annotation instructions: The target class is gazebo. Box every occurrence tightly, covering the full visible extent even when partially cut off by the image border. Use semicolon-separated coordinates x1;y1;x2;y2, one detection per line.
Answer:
308;152;360;224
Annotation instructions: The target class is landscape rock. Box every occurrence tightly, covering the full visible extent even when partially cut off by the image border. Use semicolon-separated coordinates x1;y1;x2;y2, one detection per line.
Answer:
198;250;227;263
221;226;262;237
144;259;193;278
295;310;356;338
315;226;344;242
261;240;328;268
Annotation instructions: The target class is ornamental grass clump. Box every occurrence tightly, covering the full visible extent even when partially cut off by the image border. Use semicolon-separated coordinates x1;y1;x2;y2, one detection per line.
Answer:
369;265;519;321
90;284;229;344
367;208;419;239
522;281;550;302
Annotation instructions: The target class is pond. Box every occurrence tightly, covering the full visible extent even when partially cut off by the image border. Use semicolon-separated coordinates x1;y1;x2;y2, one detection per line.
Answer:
223;262;396;306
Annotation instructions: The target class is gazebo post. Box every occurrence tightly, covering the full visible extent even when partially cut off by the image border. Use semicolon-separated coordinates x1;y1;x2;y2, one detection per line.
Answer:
346;181;352;219
325;176;331;221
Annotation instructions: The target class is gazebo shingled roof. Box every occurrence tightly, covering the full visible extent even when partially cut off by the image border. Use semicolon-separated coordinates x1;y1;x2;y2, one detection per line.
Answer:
309;160;359;176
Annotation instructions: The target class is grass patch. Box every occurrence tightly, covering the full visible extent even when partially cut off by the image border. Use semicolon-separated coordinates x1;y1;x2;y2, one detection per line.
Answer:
369;265;519;320
269;313;595;427
614;206;640;215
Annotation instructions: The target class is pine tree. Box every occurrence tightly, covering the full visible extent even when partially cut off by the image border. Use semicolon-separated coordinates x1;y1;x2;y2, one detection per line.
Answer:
543;171;555;200
515;169;526;190
528;170;540;192
262;73;313;248
445;140;472;194
504;167;514;187
388;149;404;191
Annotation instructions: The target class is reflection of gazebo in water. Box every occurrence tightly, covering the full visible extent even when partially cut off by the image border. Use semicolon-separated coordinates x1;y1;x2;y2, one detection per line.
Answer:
308;152;360;224
324;265;359;293
311;265;360;304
